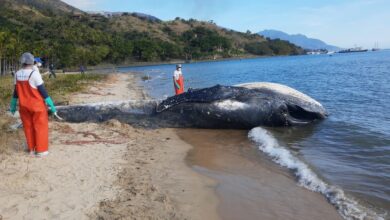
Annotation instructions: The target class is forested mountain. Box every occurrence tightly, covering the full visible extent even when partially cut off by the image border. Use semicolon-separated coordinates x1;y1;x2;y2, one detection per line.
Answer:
0;0;304;72
259;29;340;51
0;0;83;15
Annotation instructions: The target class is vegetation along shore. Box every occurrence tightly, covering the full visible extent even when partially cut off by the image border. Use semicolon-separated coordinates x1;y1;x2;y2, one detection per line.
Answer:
0;0;303;75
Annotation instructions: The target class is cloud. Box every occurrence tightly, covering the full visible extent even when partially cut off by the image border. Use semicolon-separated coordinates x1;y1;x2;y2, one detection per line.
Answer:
62;0;98;10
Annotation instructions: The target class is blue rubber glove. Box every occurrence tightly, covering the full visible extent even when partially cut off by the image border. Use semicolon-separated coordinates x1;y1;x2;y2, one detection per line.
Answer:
44;97;57;113
10;97;17;115
174;80;181;90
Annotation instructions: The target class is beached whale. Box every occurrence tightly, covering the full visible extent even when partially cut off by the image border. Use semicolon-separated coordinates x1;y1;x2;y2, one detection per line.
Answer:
56;82;328;129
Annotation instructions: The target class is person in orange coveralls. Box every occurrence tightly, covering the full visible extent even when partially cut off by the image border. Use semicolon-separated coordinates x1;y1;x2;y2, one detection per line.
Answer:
9;52;57;157
173;64;184;95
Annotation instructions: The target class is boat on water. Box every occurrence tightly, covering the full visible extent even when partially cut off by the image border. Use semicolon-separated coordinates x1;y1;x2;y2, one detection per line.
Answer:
338;47;368;53
372;42;380;51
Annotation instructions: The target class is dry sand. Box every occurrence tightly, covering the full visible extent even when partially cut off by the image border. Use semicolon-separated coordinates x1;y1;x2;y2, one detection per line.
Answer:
0;73;218;220
70;74;147;104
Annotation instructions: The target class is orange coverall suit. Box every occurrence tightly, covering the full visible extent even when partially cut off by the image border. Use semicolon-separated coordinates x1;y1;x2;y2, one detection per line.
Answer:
16;71;49;153
174;74;184;95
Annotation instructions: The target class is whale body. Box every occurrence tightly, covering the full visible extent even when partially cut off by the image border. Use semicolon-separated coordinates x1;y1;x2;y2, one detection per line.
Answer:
57;82;328;129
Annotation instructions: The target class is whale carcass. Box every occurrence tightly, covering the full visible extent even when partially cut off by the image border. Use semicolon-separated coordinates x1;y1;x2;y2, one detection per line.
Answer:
56;82;328;129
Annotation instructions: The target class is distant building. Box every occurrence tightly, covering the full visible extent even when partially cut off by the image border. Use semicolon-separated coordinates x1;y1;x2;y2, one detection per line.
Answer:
71;13;83;19
90;14;106;21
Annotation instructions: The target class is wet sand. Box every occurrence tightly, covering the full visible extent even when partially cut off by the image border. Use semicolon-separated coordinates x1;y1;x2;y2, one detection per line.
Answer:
178;129;343;220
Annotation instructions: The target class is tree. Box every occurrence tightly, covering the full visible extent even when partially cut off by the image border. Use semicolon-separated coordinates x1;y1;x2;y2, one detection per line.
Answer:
133;40;161;61
244;42;273;55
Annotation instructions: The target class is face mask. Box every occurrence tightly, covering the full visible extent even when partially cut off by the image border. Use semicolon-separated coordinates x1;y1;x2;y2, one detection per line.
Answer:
37;63;42;67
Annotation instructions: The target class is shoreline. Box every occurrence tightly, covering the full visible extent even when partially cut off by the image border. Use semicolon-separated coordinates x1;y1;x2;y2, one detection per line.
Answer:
40;50;390;74
178;129;343;220
52;54;291;73
0;72;343;220
70;72;343;219
82;73;221;219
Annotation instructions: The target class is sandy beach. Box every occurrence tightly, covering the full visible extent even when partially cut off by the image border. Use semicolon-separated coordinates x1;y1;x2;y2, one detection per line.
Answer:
0;73;218;220
0;73;342;220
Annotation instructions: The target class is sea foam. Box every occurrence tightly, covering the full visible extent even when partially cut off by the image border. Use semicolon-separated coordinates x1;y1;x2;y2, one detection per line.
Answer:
248;127;384;220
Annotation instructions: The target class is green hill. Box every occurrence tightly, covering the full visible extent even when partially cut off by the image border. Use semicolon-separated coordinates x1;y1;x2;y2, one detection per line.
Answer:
0;0;303;70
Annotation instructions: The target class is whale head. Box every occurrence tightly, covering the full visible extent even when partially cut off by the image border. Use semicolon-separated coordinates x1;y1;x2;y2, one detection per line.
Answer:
236;82;328;126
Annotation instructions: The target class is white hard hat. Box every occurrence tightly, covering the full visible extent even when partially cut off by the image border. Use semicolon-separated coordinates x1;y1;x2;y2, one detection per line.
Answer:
176;64;182;68
20;52;34;65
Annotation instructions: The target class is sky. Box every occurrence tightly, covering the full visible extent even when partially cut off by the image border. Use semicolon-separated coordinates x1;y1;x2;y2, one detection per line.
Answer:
62;0;390;48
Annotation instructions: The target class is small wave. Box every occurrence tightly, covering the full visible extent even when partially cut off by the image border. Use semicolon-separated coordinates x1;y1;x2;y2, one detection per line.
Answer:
248;127;385;220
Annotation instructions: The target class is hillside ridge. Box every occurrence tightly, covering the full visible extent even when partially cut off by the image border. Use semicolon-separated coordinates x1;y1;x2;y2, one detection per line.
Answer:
259;29;340;51
0;0;304;70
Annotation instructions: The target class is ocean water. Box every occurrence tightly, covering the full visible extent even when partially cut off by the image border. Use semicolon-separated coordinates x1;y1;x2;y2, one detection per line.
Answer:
120;50;390;219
